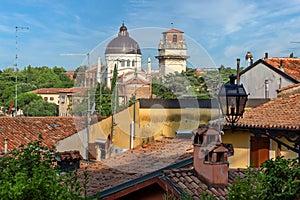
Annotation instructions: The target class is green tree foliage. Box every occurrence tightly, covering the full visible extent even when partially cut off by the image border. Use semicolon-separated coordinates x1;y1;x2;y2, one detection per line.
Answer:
95;83;112;116
201;65;237;97
23;100;57;116
228;156;300;200
111;64;118;114
0;137;87;199
17;93;42;109
152;68;210;99
152;76;176;99
184;68;209;99
52;66;74;88
0;65;74;112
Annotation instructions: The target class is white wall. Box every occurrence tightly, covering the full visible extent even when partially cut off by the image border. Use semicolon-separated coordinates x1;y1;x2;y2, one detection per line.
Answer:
240;63;294;98
56;129;87;159
105;54;142;88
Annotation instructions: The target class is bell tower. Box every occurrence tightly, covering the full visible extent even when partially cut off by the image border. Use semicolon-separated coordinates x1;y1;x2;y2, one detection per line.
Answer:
156;28;189;76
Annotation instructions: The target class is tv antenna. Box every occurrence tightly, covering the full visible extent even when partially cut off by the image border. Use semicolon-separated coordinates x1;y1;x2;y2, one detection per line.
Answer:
15;26;29;116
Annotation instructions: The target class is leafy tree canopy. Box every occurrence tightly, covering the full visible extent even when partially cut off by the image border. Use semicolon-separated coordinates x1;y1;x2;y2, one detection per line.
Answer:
152;67;236;99
228;156;300;200
22;99;57;116
95;83;112;117
17;92;42;109
0;65;74;112
0;136;88;200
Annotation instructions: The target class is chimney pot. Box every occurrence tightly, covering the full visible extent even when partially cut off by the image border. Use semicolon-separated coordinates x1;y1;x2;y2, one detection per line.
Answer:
265;52;269;59
4;139;8;154
193;128;229;186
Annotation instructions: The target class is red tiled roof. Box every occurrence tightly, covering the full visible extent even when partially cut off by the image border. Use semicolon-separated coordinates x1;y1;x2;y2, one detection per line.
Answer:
0;117;87;154
277;83;300;92
60;150;83;161
31;87;89;94
79;138;193;196
31;88;64;94
234;94;300;130
163;28;184;33
264;58;300;81
60;87;89;94
163;168;245;199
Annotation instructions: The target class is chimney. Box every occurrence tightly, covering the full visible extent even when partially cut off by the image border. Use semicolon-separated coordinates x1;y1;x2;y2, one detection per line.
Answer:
236;58;240;84
245;51;253;66
279;60;284;71
264;80;269;98
265;52;269;59
193;125;229;186
4;139;8;154
57;150;83;172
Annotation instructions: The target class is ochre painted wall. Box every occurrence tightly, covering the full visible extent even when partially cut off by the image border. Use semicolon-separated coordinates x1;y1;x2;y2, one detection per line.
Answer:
222;130;251;168
222;130;298;168
89;102;219;149
89;102;298;166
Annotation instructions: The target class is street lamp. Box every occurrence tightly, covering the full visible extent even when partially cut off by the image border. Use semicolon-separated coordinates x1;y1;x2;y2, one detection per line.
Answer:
218;74;248;126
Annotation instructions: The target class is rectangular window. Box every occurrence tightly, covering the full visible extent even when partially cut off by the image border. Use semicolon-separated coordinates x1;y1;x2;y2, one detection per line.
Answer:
172;34;177;42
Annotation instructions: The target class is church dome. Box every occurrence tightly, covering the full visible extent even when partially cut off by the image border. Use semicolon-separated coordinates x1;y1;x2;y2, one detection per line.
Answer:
105;23;142;55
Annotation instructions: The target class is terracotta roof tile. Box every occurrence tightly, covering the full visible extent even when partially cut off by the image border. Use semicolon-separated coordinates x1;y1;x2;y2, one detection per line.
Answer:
78;138;193;196
59;150;83;161
0;117;87;154
163;28;184;33
31;88;65;94
277;83;300;92
264;58;300;81
163;168;245;199
31;87;90;95
233;94;300;130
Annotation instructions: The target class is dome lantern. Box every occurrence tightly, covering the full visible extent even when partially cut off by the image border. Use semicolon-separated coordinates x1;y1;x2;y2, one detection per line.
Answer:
105;23;141;55
118;23;128;37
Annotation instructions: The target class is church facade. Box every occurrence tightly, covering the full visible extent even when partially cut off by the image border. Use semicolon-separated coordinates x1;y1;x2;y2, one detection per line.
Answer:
92;24;189;104
102;23;150;104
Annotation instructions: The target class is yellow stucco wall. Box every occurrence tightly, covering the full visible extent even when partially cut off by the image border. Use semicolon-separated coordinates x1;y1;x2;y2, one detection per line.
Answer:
222;130;298;168
89;102;220;149
222;130;251;168
89;101;298;165
39;94;60;105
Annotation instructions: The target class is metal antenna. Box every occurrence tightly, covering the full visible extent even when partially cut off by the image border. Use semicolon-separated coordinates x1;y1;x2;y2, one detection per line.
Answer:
15;26;29;116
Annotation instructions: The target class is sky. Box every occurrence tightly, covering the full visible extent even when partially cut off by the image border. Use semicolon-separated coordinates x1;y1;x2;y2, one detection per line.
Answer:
1;0;300;71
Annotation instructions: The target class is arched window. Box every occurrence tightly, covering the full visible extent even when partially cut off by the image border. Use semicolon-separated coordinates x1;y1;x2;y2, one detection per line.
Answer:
127;60;130;67
172;34;177;42
121;60;125;67
132;60;135;66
